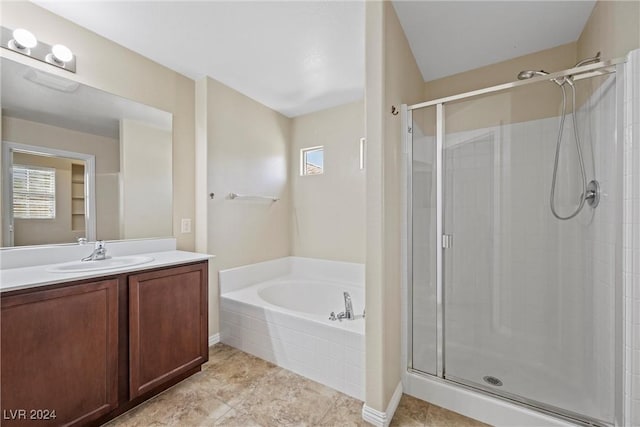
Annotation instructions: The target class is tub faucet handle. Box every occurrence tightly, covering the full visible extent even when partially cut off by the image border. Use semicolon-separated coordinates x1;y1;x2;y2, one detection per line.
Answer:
329;312;337;321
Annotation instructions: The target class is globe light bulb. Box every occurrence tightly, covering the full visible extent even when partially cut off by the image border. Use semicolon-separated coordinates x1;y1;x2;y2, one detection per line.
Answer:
51;44;73;63
12;28;37;49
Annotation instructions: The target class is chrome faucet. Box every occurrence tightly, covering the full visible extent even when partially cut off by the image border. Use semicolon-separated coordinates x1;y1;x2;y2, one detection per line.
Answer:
81;240;107;261
332;292;354;321
329;291;361;321
343;291;354;320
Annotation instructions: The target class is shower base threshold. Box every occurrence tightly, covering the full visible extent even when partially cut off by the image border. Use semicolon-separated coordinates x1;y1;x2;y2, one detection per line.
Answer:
403;369;613;427
444;374;610;427
443;346;611;425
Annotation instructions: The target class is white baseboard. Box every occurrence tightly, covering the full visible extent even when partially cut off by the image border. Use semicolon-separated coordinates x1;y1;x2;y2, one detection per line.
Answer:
362;382;403;427
208;333;220;347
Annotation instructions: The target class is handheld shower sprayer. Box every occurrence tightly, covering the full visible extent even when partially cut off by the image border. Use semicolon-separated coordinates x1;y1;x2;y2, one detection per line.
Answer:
516;53;603;220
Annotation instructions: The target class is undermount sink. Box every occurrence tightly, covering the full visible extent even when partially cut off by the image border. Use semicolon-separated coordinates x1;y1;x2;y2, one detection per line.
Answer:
46;255;154;273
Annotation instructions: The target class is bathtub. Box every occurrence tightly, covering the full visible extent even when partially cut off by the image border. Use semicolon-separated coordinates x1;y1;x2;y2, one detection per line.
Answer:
219;257;365;400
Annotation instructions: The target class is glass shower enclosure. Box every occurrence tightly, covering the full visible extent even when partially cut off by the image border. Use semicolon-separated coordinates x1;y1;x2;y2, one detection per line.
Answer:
407;60;624;426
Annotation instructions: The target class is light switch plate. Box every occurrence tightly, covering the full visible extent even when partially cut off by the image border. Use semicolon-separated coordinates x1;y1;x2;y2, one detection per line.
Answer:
181;218;192;234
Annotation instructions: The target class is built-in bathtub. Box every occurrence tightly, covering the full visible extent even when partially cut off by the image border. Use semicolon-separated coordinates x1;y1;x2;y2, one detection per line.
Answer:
219;257;365;400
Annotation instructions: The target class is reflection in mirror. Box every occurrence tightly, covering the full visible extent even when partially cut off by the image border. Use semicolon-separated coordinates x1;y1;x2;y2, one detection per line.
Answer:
2;142;96;246
1;57;173;247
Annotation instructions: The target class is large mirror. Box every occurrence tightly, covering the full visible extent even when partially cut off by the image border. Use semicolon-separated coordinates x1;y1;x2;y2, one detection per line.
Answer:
1;57;173;247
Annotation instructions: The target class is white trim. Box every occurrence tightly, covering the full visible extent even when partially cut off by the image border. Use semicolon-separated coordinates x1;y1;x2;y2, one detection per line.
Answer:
361;382;403;427
402;105;412;373
2;141;96;246
362;404;387;427
208;333;220;347
623;48;640;427
300;145;324;176
435;102;444;376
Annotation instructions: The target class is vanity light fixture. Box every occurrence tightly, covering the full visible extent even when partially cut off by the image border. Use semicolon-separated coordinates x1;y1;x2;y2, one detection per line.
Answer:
47;44;73;66
9;28;37;52
1;26;76;73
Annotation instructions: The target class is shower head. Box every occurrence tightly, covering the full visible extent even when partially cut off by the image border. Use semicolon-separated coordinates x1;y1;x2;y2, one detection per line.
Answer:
517;70;549;80
517;52;601;83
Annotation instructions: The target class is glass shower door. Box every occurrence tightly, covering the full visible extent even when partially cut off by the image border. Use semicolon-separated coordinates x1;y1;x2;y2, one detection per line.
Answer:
410;105;438;375
441;74;618;424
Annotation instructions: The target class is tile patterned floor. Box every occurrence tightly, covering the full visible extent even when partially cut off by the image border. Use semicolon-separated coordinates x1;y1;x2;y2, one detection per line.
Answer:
106;343;487;427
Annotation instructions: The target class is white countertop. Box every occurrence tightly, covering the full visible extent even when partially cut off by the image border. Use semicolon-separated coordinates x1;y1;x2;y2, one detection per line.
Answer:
1;250;213;293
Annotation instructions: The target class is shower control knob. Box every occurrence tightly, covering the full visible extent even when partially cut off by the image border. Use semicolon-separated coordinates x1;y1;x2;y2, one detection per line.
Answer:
585;180;600;208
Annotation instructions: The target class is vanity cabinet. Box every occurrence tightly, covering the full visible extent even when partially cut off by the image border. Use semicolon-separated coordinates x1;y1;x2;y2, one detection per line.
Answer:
0;260;208;427
129;263;208;398
1;278;119;426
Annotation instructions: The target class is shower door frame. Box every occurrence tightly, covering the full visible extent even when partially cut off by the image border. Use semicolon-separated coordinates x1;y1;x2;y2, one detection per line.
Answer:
404;57;626;426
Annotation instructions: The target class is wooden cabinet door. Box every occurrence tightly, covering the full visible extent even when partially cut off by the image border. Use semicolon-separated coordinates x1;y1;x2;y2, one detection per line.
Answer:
1;279;119;427
128;263;208;398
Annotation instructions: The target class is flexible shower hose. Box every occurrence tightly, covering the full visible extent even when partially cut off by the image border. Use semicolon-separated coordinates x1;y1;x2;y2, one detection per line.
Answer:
549;79;588;220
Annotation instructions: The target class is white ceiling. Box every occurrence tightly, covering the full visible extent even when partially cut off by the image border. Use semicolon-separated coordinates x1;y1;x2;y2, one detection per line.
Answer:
2;58;171;138
393;1;596;82
32;1;596;116
33;1;365;118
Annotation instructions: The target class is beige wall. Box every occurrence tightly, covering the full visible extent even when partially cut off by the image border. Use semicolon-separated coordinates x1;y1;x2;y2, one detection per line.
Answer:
423;42;577;101
200;76;292;334
577;0;640;61
119;119;172;239
365;0;425;412
1;0;195;250
195;78;208;254
365;2;386;410
290;101;365;263
421;0;640;134
422;43;578;134
0;112;2;245
2;116;120;241
2;117;119;174
575;0;638;109
11;152;84;245
423;0;640;104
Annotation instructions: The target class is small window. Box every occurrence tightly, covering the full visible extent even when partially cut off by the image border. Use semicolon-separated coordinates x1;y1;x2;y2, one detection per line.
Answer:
12;165;56;219
300;146;324;176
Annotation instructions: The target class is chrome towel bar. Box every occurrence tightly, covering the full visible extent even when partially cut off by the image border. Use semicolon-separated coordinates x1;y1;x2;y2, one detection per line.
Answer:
228;192;279;202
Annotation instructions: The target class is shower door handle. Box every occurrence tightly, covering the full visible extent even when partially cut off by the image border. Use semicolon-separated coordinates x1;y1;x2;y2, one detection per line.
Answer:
442;234;453;249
